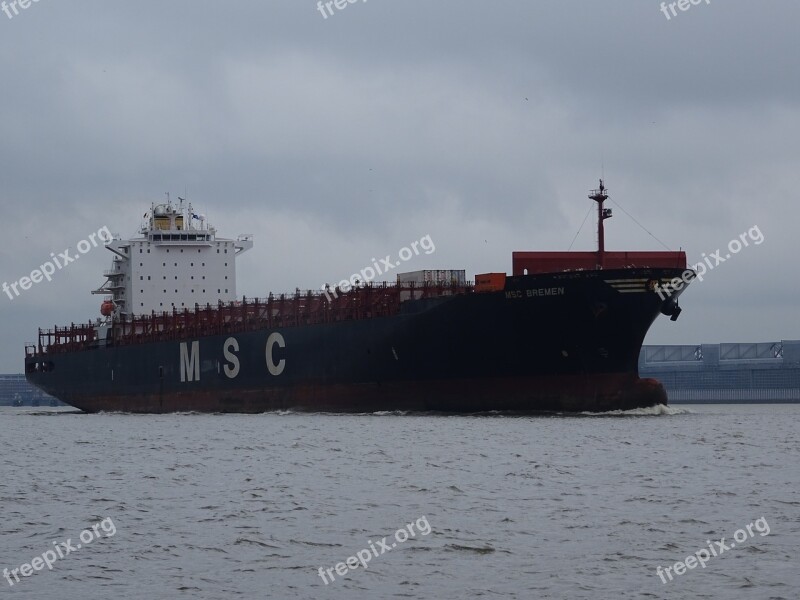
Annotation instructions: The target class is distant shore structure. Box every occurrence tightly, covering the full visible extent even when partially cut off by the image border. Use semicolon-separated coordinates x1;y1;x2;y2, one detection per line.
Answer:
0;374;58;406
639;340;800;403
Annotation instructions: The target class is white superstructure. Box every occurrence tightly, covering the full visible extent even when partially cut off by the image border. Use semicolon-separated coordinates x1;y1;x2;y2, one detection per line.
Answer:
93;197;253;317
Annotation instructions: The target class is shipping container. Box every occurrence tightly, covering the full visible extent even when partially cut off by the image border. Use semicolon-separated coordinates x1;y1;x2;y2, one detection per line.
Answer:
396;269;466;286
475;272;506;293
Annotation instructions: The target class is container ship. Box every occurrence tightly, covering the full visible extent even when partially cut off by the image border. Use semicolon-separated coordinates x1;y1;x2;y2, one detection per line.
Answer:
25;182;692;413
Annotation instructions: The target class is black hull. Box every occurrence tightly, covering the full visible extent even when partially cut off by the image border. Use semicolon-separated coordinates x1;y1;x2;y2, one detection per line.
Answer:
26;269;687;413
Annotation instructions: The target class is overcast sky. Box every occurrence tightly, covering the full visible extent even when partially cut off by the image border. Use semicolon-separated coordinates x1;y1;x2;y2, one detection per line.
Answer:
1;0;798;372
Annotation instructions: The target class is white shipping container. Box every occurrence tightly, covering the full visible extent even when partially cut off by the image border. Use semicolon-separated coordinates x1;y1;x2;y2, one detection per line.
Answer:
397;270;466;285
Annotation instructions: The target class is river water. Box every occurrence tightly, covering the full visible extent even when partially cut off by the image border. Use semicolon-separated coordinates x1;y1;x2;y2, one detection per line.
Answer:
0;404;797;599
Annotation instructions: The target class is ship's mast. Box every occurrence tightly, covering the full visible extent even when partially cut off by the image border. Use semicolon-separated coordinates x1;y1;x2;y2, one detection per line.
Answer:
589;179;612;269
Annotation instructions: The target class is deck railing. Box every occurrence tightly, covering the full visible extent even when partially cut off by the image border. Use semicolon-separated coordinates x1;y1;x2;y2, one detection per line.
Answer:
28;281;473;356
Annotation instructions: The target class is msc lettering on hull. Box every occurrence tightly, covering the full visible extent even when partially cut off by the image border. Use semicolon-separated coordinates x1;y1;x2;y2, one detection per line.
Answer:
180;341;200;382
505;287;566;299
223;337;240;379
179;333;286;383
265;332;286;376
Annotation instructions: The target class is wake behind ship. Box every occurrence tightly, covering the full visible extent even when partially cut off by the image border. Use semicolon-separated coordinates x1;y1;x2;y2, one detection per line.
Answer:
25;182;693;413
